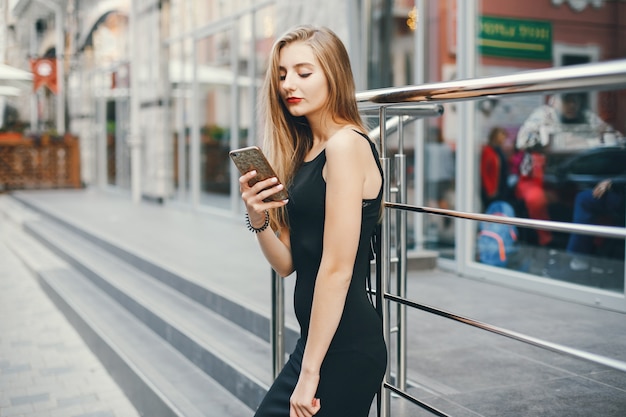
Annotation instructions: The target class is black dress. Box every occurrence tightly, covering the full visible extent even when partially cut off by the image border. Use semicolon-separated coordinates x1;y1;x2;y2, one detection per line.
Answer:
254;132;387;417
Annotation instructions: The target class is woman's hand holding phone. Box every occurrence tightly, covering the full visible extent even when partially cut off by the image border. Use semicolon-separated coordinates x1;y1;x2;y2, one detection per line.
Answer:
238;170;288;227
230;146;289;227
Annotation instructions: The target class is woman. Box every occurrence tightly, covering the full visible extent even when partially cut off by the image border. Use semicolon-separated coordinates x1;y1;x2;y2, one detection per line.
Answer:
239;25;387;417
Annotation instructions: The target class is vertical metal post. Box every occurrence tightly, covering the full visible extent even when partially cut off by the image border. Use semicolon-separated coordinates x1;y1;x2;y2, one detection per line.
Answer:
348;0;365;90
395;120;407;392
379;106;391;417
35;0;65;134
361;0;372;91
128;0;142;203
177;1;190;202
271;269;285;378
456;0;478;268
235;9;257;214
413;0;427;249
54;4;65;134
230;22;241;211
622;165;626;291
176;81;186;200
190;39;200;208
96;91;107;188
115;96;123;186
30;18;38;132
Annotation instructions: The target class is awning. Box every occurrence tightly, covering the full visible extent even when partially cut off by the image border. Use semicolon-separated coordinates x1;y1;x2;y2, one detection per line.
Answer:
169;61;262;88
0;86;22;97
0;63;33;90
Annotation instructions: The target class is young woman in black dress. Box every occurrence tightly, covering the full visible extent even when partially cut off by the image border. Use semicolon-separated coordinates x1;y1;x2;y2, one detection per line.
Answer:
238;25;387;417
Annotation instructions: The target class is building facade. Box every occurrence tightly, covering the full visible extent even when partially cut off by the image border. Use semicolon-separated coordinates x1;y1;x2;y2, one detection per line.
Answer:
3;0;626;311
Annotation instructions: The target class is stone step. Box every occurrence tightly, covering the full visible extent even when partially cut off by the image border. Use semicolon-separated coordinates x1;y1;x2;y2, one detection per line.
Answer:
14;193;301;349
3;219;253;417
21;215;278;411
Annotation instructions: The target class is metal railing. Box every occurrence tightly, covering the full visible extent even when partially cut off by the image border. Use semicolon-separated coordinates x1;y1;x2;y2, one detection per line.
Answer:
356;59;626;104
270;59;626;417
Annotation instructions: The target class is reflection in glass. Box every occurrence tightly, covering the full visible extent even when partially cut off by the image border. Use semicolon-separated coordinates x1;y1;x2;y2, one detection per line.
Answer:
473;0;625;292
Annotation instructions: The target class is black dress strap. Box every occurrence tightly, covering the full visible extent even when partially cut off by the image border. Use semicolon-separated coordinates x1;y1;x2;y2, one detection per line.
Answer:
352;129;384;187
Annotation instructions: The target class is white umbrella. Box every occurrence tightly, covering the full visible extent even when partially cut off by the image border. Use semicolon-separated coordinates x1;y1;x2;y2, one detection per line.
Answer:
0;63;33;90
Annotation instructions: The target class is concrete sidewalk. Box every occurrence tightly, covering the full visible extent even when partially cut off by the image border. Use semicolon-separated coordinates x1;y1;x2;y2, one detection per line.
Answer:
1;188;626;417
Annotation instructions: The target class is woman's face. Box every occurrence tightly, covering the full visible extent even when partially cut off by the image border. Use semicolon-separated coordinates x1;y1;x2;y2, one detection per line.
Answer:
278;41;329;119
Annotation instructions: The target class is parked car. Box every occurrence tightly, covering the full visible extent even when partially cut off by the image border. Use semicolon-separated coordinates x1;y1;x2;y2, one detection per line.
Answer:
543;144;626;214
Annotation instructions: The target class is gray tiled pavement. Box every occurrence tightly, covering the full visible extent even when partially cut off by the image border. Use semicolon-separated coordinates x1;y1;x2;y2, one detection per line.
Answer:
0;232;140;417
1;188;626;417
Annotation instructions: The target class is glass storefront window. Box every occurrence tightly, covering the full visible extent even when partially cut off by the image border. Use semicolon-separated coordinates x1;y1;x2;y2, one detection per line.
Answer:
474;0;626;292
191;33;232;209
366;1;458;256
166;1;276;211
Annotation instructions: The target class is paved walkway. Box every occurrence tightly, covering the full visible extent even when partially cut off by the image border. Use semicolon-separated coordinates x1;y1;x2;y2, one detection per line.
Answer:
0;222;140;417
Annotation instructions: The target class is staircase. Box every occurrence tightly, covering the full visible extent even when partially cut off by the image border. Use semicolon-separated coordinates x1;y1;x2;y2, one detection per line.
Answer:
0;194;300;417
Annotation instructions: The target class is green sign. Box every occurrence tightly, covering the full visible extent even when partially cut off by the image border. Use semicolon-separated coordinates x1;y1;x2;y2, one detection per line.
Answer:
479;16;552;61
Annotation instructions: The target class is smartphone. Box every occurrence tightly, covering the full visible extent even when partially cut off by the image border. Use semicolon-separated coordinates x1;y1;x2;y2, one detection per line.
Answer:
229;146;289;202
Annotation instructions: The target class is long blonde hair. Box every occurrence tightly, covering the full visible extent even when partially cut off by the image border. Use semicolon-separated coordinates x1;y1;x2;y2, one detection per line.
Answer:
260;25;366;229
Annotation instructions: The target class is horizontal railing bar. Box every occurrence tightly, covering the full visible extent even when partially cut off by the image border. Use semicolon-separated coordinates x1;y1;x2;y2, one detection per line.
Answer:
368;115;415;142
356;59;626;104
384;292;626;373
385;202;626;240
359;103;444;116
366;112;440;143
384;382;450;417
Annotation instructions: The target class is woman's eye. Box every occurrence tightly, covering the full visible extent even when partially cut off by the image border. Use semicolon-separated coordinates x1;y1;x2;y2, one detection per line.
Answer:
299;73;312;78
279;75;286;81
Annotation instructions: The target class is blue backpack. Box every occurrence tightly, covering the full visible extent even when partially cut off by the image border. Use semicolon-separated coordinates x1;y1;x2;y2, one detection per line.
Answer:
477;201;519;267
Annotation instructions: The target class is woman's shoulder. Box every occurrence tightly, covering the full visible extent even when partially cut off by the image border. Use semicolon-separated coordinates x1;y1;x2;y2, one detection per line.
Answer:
326;126;371;155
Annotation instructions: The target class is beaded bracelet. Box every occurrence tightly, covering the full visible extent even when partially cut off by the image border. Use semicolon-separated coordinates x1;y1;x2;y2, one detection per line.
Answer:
246;210;270;233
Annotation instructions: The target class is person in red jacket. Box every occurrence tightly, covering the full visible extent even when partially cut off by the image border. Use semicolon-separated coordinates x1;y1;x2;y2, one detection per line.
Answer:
480;127;512;209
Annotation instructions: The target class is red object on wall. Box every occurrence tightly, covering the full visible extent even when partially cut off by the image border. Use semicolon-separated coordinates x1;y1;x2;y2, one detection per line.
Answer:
30;58;58;94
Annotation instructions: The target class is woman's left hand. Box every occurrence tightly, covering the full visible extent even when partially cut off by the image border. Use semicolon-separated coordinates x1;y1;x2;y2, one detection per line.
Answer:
289;371;321;417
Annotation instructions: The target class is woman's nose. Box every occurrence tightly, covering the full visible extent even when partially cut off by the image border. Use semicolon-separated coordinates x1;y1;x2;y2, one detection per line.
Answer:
282;73;295;91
